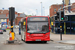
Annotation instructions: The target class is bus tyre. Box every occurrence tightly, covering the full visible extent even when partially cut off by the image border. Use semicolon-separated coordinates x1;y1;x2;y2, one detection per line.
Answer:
24;36;25;42
21;39;23;41
21;35;23;41
25;41;27;43
25;41;28;43
44;41;47;43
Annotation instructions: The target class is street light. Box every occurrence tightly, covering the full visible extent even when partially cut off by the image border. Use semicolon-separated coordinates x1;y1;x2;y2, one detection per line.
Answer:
40;2;43;16
43;7;45;16
36;9;38;16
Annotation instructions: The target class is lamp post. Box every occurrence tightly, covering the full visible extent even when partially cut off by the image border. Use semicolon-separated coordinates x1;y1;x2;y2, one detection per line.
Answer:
43;7;45;16
36;9;38;16
40;2;43;16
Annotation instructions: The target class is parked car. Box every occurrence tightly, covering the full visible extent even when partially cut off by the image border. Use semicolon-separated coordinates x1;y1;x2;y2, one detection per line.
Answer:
0;29;3;34
2;25;6;32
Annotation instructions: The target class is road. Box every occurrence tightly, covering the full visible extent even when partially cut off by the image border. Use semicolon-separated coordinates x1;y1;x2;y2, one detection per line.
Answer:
0;28;75;50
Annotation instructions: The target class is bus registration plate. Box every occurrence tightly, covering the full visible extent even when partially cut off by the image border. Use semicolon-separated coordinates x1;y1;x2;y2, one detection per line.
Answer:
36;39;41;41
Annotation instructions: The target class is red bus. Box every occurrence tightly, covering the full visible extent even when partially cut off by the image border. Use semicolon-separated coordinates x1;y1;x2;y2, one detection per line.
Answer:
21;16;50;43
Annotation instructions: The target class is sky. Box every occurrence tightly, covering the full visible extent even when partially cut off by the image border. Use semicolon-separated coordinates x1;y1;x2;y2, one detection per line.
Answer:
0;0;75;16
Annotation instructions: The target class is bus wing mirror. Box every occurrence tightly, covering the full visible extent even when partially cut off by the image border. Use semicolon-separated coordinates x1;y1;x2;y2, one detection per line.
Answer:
23;22;26;25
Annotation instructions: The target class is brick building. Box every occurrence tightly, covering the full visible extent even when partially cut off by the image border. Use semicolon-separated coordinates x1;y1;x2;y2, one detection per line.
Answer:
71;3;75;12
15;17;23;25
0;10;9;14
49;4;64;17
15;13;25;25
49;2;75;17
0;10;26;25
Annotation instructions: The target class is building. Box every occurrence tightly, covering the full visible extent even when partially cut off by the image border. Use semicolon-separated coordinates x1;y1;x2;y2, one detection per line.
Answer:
0;10;26;25
49;4;64;17
15;17;23;25
15;13;26;25
49;2;75;17
0;10;9;14
50;2;75;34
0;14;8;24
71;3;75;12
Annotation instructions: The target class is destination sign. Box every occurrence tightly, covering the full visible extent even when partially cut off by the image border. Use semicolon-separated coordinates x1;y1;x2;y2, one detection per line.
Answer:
27;17;48;21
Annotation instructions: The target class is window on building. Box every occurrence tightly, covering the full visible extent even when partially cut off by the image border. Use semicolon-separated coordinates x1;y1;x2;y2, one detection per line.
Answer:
71;15;75;21
54;9;56;12
3;19;5;22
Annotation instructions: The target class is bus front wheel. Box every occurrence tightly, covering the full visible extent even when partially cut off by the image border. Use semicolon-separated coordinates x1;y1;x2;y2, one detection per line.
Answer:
25;41;28;43
21;39;23;41
43;41;47;43
23;36;25;42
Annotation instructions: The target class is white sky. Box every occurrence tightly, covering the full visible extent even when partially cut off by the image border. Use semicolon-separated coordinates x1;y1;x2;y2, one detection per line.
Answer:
0;0;75;16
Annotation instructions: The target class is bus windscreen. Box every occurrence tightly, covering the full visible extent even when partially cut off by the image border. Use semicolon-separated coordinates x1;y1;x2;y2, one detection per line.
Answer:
27;22;49;33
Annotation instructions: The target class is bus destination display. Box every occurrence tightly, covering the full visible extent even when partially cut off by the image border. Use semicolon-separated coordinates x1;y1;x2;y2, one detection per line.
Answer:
28;17;48;21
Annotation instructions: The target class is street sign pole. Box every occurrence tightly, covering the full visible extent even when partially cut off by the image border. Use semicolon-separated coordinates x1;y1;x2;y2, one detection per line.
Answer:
8;7;15;43
59;8;62;40
60;21;62;40
63;0;65;17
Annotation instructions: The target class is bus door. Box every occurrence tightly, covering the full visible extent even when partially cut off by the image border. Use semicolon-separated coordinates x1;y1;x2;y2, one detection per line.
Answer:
21;21;26;41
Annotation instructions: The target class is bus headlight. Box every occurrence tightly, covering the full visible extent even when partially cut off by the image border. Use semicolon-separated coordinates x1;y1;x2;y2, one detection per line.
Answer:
27;34;30;36
27;34;31;37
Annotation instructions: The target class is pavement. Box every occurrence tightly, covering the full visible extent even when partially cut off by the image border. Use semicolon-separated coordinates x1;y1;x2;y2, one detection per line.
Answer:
50;32;75;44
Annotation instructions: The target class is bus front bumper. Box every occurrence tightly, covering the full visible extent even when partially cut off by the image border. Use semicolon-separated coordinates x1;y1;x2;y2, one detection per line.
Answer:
25;37;50;41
